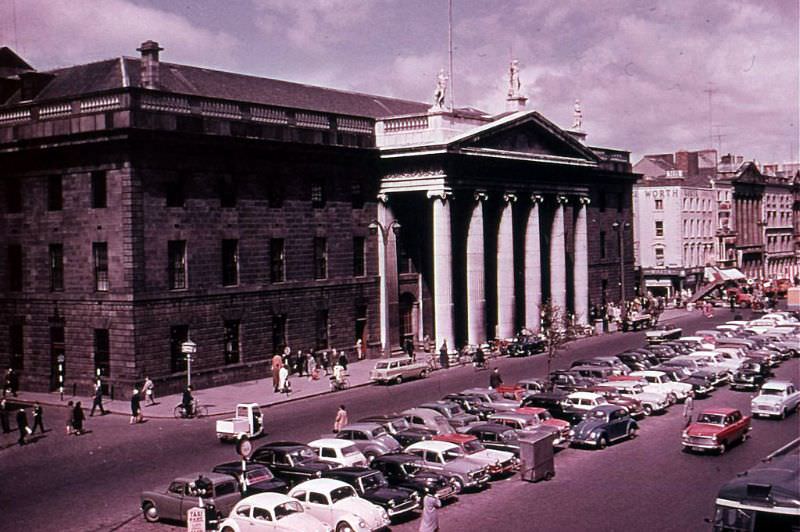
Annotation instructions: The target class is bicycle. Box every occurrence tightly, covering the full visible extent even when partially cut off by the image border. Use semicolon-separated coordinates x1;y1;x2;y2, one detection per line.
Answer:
173;400;208;419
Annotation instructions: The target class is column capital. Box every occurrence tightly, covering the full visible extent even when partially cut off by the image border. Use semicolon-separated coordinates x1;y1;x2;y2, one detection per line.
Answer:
503;192;518;203
474;190;488;202
426;189;454;202
530;193;544;204
376;193;389;204
555;194;569;205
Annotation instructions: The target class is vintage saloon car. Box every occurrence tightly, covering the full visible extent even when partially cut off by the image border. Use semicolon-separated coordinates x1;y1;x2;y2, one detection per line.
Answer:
404;440;490;493
218;492;331;532
370;356;429;385
308;439;369;468
251;442;334;487
401;408;457;435
441;393;496;420
645;324;683;344
141;472;241;525
569;405;639;449
320;467;420;519
465;423;523;457
520;390;586;425
357;414;435;447
750;381;800;419
460;388;521;412
212;462;288;495
681;408;751;454
432;433;518;476
582;387;645;418
729;361;770;390
629;370;693;403
288;479;390;532
369;453;456;500
334;423;401;462
419;401;480;429
594;381;669;416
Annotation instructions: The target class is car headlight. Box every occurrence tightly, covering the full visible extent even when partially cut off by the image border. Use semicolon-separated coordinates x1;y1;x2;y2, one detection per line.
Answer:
358;519;367;529
589;430;598;438
681;430;688;438
388;499;395;506
315;471;322;478
568;429;575;437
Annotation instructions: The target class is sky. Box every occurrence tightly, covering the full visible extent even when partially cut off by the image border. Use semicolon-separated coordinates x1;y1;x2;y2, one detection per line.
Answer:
1;0;798;164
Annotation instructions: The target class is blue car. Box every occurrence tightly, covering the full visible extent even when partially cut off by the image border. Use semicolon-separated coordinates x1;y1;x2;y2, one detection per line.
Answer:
569;405;638;449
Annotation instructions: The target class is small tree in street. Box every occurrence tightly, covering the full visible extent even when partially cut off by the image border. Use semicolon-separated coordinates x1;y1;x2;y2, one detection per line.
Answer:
540;301;581;386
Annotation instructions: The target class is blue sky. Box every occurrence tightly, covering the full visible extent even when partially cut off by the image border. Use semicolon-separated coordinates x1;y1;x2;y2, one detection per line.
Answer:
2;0;798;163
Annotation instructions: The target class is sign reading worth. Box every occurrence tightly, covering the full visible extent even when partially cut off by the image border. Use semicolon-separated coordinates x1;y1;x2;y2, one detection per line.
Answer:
182;340;197;354
187;506;205;532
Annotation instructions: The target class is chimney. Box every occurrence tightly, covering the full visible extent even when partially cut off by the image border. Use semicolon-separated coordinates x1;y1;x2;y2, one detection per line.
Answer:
674;150;698;176
137;40;163;89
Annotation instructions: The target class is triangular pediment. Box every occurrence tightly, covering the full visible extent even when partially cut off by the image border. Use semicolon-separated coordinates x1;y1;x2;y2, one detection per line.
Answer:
448;111;599;163
734;162;764;184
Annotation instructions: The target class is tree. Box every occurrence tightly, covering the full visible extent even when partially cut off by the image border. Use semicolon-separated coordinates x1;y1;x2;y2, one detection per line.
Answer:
540;301;582;385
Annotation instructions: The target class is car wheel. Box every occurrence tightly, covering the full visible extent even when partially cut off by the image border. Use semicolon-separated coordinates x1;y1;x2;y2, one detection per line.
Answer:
643;405;653;416
142;502;159;523
395;375;403;385
336;521;355;532
628;426;638;439
597;435;608;449
718;442;727;455
450;477;464;494
220;528;235;532
420;369;429;378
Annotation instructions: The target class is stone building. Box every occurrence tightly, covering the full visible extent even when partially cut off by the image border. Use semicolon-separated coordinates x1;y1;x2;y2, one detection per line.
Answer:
0;43;636;397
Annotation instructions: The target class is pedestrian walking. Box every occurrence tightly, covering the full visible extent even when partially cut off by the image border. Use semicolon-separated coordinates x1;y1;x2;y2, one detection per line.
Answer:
337;350;348;372
300;349;308;377
72;401;85;435
419;489;442;532
130;388;144;424
31;402;45;434
439;340;449;369
65;400;75;435
4;368;19;397
0;398;10;433
271;353;283;393
333;404;348;433
355;338;363;361
16;408;29;446
307;352;317;381
279;365;290;396
90;382;107;416
321;350;331;376
405;337;414;358
142;376;156;405
683;395;694;427
489;368;503;389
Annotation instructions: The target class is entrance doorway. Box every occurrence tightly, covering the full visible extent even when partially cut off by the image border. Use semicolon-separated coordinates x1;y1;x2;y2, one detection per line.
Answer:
399;293;417;345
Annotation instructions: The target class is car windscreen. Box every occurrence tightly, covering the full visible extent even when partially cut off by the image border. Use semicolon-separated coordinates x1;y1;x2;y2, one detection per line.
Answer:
330;485;357;503
246;466;274;483
371;427;387;437
274;501;304;519
759;388;784;396
390;419;410;431
696;413;725;424
360;472;387;491
375;362;390;369
462;439;484;453
289;448;316;462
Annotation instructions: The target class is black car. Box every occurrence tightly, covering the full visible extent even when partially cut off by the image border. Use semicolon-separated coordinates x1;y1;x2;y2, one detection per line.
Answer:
465;423;521;457
730;361;770;391
510;334;546;357
615;353;651;371
520;391;584;425
548;370;599;392
358;415;435;448
441;394;496;420
321;467;420;519
212;461;288;495
250;441;333;487
370;453;456;501
569;405;638;449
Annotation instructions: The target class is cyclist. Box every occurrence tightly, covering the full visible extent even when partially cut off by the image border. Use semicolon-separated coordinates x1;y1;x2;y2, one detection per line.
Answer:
182;385;194;418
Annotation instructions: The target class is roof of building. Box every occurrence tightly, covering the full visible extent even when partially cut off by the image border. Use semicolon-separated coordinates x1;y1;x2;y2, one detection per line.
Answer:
3;55;431;119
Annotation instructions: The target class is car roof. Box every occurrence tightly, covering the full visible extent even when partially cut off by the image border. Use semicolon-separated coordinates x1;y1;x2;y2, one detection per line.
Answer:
467;423;516;434
214;461;267;472
567;391;603;399
590;404;623;414
402;407;443;417
235;492;296;507
406;440;458;452
322;466;374;478
359;414;406;423
433;433;476;444
378;356;415;363
701;407;739;415
371;452;418;464
290;478;350;492
258;441;308;451
341;422;383;432
526;391;568;399
174;472;234;484
629;370;664;377
309;438;358;449
762;381;792;389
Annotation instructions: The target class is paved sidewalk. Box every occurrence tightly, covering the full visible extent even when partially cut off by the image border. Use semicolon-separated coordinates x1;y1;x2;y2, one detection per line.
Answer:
9;307;695;419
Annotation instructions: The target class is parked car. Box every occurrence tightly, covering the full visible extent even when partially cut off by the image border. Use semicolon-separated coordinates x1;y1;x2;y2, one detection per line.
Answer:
320;467;420;519
582;386;645;418
729;361;770;391
681;408;751;454
520;391;585;424
548;369;601;392
357;414;435;448
433;433;518;476
645;324;682;344
404;440;490;493
568;365;619;382
218;492;331;532
593;381;669;415
288;479;390;532
370;356;429;385
628;370;692;403
489;410;567;444
615;352;652;372
516;378;549;396
334;423;401;463
401;408;457;435
308;438;369;468
460;388;520;412
681;372;716;398
564;391;609;414
419;401;480;429
212;461;288;495
251;442;334;487
510;334;547;356
141;472;241;525
440;394;495;420
569;405;638;449
751;381;800;419
369;453;457;501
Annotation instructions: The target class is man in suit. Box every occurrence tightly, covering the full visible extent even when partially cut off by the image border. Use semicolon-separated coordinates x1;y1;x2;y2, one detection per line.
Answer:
16;408;29;446
90;382;107;416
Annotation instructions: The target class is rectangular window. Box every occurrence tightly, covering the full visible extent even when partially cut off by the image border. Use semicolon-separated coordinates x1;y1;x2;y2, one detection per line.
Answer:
655;221;664;237
351;182;364;209
222;239;239;286
311;180;325;208
49;243;64;291
224;320;240;364
353;237;365;277
314;237;328;279
47;175;63;211
315;309;329;351
218;175;237;208
5;178;22;213
91;171;107;209
166;176;185;207
170;325;189;373
270;238;285;283
9;323;24;370
93;329;110;380
7;244;22;291
271;314;287;355
654;198;663;210
168;240;187;289
599;231;606;259
93;242;109;292
655;247;665;266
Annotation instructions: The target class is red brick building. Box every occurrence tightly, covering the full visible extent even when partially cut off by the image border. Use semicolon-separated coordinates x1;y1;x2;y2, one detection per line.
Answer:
0;43;637;397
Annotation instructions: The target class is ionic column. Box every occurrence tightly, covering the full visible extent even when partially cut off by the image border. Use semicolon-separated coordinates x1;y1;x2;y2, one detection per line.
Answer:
377;198;389;353
376;196;400;355
466;192;487;345
525;195;543;332
496;193;517;339
550;194;568;312
573;196;590;326
430;190;454;351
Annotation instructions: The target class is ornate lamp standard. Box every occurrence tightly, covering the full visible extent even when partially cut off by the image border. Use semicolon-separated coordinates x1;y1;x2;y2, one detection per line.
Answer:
368;219;401;357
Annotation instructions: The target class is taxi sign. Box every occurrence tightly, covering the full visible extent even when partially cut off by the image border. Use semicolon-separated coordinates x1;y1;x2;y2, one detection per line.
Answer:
187;506;205;532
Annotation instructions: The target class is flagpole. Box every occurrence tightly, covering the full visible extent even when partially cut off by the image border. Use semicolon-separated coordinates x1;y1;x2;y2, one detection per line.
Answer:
448;0;454;110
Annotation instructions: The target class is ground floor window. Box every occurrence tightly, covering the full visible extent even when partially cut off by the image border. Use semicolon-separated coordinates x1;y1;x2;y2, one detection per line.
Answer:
315;309;329;351
94;329;110;381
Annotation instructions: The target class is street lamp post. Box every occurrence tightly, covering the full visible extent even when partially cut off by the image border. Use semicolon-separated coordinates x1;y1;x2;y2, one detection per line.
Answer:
181;338;197;388
612;221;631;307
368;219;401;357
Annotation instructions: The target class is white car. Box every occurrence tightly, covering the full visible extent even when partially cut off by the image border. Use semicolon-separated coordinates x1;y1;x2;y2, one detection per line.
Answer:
595;381;670;415
218;492;331;532
308;439;369;468
751;381;800;419
565;391;608;413
628;371;692;403
288;478;390;532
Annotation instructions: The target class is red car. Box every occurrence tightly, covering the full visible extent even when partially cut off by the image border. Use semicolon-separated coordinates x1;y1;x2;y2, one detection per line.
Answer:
681;407;751;454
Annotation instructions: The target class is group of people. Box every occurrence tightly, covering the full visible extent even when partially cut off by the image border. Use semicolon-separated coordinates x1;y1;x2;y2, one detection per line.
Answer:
1;399;44;446
270;346;351;394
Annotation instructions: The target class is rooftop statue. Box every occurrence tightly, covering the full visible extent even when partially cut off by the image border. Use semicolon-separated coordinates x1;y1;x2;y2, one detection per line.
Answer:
572;99;583;130
433;68;448;110
508;59;521;98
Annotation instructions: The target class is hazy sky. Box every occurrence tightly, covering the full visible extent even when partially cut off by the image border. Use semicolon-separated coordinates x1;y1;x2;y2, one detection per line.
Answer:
2;0;798;163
